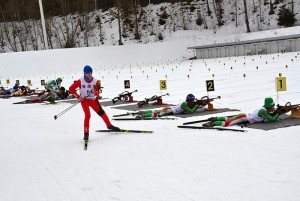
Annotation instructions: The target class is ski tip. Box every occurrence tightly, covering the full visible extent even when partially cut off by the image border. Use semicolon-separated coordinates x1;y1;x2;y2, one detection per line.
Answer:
113;117;176;121
178;125;247;132
182;122;192;125
84;140;88;150
95;129;153;133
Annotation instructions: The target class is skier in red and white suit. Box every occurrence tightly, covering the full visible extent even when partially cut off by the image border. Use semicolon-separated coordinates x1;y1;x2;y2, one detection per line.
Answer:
69;65;120;141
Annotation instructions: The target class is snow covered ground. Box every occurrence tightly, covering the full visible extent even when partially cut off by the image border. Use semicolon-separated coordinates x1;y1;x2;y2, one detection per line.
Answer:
1;28;300;201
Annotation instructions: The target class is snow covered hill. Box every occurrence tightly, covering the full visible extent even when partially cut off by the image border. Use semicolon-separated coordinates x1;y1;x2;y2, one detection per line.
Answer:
0;0;300;53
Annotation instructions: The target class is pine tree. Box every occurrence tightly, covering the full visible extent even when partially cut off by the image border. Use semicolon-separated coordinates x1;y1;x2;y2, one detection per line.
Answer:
196;15;203;26
277;6;296;27
243;0;251;32
269;0;274;15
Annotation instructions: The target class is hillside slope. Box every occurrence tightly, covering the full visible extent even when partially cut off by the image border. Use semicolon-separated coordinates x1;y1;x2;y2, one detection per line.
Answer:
0;0;299;53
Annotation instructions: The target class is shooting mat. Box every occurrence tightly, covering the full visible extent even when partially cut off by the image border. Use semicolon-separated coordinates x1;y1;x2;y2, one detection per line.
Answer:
173;108;241;118
112;102;175;111
247;114;300;131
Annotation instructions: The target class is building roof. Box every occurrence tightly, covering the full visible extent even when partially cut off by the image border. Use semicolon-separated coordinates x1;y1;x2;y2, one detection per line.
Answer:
187;34;300;50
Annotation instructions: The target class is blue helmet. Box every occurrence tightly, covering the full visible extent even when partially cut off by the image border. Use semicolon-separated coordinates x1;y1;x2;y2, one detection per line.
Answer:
186;94;195;101
13;85;19;90
83;65;93;74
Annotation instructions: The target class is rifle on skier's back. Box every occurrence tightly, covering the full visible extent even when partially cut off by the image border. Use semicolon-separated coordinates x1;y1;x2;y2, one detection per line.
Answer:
112;89;138;104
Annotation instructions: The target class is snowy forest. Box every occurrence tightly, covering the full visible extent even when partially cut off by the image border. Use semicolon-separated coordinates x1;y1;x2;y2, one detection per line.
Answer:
0;0;298;53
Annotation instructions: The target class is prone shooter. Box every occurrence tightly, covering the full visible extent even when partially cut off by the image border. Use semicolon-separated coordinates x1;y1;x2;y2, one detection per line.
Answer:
135;94;221;119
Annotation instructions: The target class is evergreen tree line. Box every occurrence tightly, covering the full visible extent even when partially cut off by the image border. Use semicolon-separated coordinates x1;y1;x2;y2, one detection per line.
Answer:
0;0;297;53
0;0;187;22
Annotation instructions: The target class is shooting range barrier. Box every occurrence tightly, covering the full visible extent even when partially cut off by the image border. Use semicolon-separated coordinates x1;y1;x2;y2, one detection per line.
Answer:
188;34;300;59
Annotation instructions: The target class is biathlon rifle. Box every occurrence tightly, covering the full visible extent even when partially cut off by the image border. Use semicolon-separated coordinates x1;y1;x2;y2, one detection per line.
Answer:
137;93;169;108
196;96;221;105
0;86;6;91
276;102;300;114
112;89;138;104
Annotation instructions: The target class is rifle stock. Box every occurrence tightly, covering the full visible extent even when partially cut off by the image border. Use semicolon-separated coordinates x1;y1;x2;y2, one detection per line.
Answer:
277;102;300;113
197;96;221;105
148;93;169;102
112;89;138;104
137;93;169;108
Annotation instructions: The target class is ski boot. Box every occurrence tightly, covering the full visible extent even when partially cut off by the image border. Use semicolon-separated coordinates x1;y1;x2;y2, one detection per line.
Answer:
202;121;214;127
135;111;144;119
207;117;216;122
108;125;121;131
83;132;89;141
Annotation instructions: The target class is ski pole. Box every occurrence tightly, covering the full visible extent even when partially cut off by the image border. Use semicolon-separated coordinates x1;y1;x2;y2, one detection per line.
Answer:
54;95;89;120
54;101;81;120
